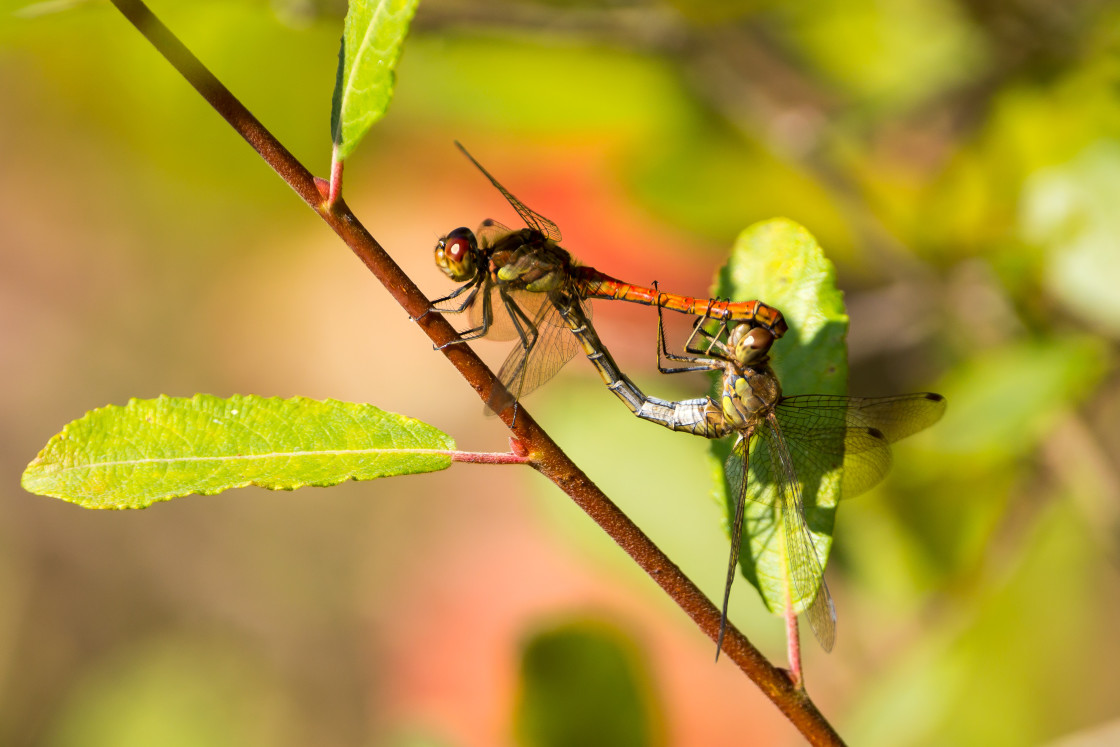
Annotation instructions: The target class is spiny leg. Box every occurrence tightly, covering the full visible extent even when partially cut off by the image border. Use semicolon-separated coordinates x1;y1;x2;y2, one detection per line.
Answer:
495;288;540;425
432;280;498;348
655;284;724;374
683;312;730;357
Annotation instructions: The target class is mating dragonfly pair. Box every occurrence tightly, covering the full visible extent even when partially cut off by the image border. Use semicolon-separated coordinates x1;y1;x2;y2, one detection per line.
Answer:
424;142;946;661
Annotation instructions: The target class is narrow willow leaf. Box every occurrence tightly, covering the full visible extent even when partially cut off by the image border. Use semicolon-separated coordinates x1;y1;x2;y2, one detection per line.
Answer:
330;0;419;160
22;395;455;510
710;218;849;617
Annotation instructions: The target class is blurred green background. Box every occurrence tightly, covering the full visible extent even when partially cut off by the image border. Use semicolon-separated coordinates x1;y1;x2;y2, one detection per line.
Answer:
4;0;1120;745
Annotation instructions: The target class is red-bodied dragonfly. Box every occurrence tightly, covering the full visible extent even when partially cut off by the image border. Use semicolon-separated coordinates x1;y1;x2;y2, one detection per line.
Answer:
426;142;788;418
551;288;945;673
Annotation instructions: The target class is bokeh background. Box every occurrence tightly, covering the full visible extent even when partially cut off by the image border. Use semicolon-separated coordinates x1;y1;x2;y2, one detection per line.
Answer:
4;1;1120;745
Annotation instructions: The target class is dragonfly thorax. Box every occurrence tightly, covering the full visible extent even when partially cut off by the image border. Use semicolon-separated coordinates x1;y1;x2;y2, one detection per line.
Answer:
495;239;573;294
435;227;479;283
720;365;782;429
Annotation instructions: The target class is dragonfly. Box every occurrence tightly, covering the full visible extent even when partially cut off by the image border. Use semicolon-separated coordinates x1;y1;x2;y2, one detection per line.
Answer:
552;288;946;674
426;142;788;419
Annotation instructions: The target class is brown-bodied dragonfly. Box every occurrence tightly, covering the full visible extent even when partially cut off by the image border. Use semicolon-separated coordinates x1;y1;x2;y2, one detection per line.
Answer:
550;288;945;668
425;142;788;418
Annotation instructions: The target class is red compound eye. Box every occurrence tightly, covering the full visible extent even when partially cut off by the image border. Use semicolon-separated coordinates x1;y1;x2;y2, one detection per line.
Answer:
445;235;471;262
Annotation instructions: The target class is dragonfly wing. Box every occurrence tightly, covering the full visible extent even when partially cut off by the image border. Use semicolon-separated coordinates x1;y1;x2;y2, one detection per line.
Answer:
717;435;750;655
785;392;947;443
475;218;512;249
775;392;945;499
755;417;837;652
521;206;561;243
455;142;562;242
487;292;583;413
469;285;550;342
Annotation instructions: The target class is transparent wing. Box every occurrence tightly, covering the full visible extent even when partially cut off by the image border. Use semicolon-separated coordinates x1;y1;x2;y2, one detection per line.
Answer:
455;141;562;243
467;285;550;343
487;293;585;414
718;435;749;654
750;419;837;652
773;392;946;499
781;393;947;442
475;218;513;250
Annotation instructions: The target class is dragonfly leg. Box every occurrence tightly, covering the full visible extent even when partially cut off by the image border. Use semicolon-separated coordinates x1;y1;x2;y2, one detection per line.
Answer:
702;295;734;354
683;303;729;357
435;282;494;349
502;290;539;356
655;286;724;374
416;280;475;325
426;276;483;315
655;281;697;363
494;289;540;425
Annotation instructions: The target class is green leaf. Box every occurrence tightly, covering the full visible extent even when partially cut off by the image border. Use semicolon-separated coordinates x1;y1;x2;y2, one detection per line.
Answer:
330;0;419;160
514;620;662;747
22;394;455;509
711;217;849;616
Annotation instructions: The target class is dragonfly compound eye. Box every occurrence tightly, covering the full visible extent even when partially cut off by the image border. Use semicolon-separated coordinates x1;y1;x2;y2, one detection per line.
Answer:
730;325;774;365
435;228;477;281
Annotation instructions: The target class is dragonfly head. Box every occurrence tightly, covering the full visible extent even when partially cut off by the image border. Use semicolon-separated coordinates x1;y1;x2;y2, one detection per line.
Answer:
435;227;479;282
728;324;774;367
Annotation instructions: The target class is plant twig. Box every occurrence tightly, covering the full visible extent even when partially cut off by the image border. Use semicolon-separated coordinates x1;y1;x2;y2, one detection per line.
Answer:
106;1;845;742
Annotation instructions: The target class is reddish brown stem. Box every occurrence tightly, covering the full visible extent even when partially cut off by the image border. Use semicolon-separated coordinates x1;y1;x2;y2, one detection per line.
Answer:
786;597;804;691
106;1;844;743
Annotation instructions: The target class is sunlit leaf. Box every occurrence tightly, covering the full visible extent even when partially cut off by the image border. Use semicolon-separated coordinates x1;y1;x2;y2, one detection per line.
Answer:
711;218;849;616
330;0;419;160
22;394;454;509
